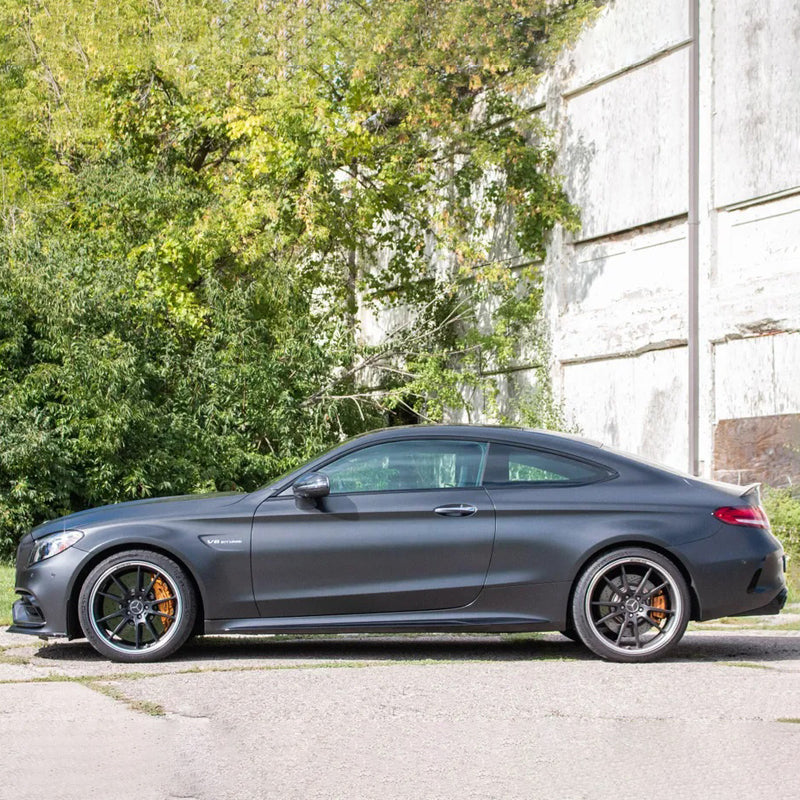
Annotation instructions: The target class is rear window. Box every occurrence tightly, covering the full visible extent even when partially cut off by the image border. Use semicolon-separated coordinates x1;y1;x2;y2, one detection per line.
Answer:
482;443;613;487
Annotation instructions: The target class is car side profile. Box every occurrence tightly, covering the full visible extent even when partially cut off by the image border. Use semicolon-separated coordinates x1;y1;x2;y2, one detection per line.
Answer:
8;425;787;663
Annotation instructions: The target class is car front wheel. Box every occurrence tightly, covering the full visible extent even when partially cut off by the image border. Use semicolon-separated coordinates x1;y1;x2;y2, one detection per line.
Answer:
78;550;197;663
572;548;690;663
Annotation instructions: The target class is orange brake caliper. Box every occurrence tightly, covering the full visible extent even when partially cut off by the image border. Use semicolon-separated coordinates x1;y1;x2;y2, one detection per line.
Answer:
152;577;175;630
650;590;667;625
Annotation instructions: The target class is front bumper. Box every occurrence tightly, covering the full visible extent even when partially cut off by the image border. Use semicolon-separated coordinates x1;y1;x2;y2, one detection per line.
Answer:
9;593;46;630
5;536;89;639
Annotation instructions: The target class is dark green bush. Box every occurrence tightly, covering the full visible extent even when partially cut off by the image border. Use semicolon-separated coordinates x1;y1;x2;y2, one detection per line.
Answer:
764;487;800;601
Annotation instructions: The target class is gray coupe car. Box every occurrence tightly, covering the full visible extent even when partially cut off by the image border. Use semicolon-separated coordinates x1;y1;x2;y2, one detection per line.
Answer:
8;425;787;662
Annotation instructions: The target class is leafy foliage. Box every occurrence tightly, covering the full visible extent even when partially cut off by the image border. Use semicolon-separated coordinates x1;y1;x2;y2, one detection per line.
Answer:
763;487;800;601
0;0;596;555
765;488;800;554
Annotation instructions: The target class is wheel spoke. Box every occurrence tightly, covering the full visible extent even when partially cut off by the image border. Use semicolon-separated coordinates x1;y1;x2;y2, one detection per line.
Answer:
645;615;667;634
144;571;160;595
98;591;123;603
615;617;629;645
620;564;628;589
645;605;675;616
642;581;668;598
602;575;620;594
144;616;160;643
632;618;641;648
110;617;129;639
134;621;142;649
111;574;128;596
596;609;624;626
591;600;621;607
97;610;124;624
636;567;653;595
136;566;142;593
151;595;176;606
151;611;175;621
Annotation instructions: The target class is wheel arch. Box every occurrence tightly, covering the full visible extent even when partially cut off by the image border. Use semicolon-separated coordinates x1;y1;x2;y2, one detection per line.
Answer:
67;542;206;639
565;539;701;629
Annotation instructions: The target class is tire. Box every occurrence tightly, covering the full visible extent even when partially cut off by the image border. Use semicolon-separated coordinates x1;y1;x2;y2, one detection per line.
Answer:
78;549;197;663
571;547;690;663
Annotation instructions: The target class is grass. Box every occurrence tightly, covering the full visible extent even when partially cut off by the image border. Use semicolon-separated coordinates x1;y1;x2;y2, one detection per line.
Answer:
0;563;14;626
84;681;167;716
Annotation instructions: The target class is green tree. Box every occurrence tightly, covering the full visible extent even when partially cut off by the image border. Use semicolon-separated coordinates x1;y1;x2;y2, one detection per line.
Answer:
0;0;595;555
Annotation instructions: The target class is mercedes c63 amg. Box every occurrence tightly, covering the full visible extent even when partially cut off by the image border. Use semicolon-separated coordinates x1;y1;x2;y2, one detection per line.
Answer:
8;426;787;662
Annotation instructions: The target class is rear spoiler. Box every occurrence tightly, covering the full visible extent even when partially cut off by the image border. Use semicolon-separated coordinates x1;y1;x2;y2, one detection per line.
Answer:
738;483;762;504
684;476;763;503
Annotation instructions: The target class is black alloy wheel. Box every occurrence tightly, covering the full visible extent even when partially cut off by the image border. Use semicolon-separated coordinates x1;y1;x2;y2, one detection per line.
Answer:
78;550;196;662
572;548;690;662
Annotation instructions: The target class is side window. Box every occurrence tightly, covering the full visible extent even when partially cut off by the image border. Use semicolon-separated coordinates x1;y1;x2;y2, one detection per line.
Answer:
482;443;612;487
322;439;487;494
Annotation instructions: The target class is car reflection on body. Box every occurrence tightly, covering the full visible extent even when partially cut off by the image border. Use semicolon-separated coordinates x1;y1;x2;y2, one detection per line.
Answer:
8;425;787;663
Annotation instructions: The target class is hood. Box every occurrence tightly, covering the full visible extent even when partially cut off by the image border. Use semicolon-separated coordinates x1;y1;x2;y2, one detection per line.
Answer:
30;491;247;539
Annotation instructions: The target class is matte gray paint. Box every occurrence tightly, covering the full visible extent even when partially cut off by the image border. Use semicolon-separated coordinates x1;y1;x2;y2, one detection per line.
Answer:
8;425;787;642
251;487;494;616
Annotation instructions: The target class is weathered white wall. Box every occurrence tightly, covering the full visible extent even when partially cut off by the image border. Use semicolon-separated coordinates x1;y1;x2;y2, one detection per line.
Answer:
561;49;688;239
713;0;800;206
715;334;800;420
562;347;689;467
357;0;800;477
538;0;800;474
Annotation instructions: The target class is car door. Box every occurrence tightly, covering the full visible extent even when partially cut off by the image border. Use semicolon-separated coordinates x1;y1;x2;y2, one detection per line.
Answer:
251;437;496;617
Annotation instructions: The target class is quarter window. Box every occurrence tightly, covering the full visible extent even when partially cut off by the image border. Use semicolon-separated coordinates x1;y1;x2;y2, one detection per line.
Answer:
482;443;612;486
323;439;487;494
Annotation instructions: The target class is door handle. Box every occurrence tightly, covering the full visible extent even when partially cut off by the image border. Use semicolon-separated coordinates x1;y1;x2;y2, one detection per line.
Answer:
434;504;478;517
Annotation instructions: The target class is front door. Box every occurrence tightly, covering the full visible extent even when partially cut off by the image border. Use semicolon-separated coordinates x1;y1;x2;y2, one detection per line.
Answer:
250;438;495;617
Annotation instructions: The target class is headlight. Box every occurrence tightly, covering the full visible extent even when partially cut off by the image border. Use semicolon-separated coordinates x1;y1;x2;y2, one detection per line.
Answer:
28;530;84;565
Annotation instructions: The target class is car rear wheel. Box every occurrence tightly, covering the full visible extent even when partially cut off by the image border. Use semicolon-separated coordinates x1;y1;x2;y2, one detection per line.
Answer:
572;548;690;663
78;550;196;663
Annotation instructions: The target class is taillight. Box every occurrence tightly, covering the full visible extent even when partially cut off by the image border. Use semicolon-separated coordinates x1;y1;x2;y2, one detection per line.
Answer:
713;506;770;529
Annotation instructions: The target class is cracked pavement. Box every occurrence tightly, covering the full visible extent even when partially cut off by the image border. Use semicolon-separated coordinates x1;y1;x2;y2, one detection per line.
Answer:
2;627;800;799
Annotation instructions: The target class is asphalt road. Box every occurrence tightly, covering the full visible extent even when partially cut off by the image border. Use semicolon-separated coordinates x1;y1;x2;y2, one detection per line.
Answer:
2;628;799;800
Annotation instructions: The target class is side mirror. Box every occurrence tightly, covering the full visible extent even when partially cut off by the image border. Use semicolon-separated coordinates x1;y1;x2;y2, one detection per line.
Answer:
292;472;330;500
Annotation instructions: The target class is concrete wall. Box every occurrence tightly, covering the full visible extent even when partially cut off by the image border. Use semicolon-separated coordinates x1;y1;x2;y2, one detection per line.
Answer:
535;0;800;478
357;0;800;481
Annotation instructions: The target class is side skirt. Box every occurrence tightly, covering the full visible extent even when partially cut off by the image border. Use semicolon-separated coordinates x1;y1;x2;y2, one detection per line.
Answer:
204;609;556;636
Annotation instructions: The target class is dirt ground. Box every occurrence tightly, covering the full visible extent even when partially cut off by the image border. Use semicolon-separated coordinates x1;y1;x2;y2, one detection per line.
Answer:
2;624;799;800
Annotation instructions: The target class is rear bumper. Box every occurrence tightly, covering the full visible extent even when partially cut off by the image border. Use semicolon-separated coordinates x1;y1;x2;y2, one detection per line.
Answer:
730;586;788;617
676;525;788;621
